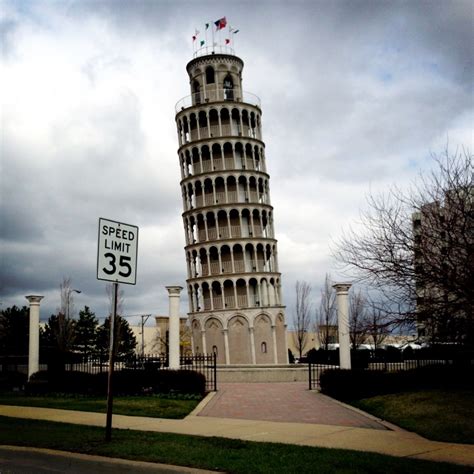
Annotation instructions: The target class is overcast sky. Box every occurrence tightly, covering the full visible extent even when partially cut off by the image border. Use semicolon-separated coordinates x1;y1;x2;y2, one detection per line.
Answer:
1;0;473;325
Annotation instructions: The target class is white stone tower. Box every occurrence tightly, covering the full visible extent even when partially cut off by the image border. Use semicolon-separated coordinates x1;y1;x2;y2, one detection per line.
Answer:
175;43;288;364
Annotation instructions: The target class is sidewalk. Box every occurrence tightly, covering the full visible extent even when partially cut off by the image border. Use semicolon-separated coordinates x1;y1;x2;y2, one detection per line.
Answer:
1;401;473;467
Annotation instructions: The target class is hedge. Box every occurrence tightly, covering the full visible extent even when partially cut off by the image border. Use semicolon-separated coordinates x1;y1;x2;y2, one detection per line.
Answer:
26;369;206;396
0;371;27;390
319;365;474;401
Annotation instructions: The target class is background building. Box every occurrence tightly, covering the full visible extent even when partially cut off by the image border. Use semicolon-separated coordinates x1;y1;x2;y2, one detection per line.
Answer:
413;187;473;343
175;45;287;364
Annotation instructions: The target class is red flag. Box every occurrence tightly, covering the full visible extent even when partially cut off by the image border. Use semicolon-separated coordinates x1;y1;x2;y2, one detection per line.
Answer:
225;38;230;45
214;17;227;30
192;35;197;41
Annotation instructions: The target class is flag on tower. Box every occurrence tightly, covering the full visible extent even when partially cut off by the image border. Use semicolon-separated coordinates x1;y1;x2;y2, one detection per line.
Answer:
233;29;239;34
214;17;227;30
200;40;205;46
205;23;210;30
192;35;197;41
225;38;230;45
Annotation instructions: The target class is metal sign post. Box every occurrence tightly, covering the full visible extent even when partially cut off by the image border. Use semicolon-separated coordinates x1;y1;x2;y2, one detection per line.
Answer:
105;281;118;442
97;218;139;442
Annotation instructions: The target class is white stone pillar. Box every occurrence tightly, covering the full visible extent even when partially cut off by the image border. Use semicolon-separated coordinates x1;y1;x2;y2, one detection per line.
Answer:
249;327;256;364
333;283;352;370
271;325;278;364
166;286;183;369
201;329;207;354
223;328;230;364
25;295;44;379
283;323;289;364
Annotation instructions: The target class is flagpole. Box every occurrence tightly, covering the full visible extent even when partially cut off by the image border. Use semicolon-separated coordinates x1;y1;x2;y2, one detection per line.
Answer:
211;22;215;54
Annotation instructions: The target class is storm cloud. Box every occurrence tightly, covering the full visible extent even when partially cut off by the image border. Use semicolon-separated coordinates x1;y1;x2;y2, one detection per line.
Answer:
1;0;472;322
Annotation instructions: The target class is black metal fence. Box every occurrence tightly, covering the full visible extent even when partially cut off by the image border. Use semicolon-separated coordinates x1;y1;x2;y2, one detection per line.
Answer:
308;358;467;390
181;353;217;392
1;353;218;392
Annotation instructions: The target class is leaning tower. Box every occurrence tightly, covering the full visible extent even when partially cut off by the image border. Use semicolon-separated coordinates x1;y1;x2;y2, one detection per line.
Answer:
175;43;288;365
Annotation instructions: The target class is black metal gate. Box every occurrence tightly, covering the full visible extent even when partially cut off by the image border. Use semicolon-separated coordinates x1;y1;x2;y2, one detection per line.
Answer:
180;353;217;392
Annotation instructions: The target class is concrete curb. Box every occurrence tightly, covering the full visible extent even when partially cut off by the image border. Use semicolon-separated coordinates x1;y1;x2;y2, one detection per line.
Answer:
313;391;407;432
186;391;217;418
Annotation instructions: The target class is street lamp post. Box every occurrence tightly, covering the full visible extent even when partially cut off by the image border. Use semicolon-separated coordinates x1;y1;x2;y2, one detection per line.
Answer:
66;289;81;319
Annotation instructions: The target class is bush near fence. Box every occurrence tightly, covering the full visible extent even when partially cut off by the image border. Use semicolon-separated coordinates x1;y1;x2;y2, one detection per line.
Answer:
319;364;474;401
0;371;27;391
307;345;474;366
26;369;206;396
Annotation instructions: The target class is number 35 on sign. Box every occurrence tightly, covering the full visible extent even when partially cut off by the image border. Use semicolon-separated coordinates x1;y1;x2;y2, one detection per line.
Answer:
97;218;139;285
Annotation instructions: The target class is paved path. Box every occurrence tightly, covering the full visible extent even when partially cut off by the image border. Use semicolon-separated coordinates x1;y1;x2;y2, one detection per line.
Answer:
1;403;473;467
198;382;386;429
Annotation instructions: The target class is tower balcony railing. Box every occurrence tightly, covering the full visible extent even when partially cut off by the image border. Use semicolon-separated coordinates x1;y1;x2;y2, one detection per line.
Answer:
190;190;269;210
236;294;248;307
176;89;261;113
191;225;273;244
185;124;261;143
192;44;236;59
224;295;235;308
187;157;263;175
197;293;280;312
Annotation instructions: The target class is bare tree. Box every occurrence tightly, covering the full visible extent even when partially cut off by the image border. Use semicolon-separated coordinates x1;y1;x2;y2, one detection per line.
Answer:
335;147;473;344
106;283;125;317
365;300;392;350
152;323;193;356
317;274;336;350
292;281;313;358
42;278;78;368
59;277;81;319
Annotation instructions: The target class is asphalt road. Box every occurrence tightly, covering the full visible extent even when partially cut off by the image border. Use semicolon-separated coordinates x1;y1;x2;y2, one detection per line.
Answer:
0;446;217;474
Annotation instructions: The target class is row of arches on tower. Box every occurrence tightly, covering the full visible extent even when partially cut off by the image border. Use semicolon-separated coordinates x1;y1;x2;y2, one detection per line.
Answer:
182;175;270;211
191;312;287;364
186;242;279;279
183;208;274;245
176;107;262;147
179;142;266;178
188;276;282;314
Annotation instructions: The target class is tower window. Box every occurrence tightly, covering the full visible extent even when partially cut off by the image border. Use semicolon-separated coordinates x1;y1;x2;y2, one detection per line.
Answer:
193;80;201;104
206;66;215;84
261;342;267;353
223;74;234;100
212;345;218;355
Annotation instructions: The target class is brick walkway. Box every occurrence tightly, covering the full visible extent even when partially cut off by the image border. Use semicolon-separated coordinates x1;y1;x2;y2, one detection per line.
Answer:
198;382;387;430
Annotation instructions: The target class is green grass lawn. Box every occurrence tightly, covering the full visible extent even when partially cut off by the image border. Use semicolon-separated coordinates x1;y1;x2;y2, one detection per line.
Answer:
351;389;474;444
0;416;469;474
0;393;200;419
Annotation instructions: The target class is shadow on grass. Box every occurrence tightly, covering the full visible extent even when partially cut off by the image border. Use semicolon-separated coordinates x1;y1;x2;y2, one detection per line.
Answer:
352;389;474;444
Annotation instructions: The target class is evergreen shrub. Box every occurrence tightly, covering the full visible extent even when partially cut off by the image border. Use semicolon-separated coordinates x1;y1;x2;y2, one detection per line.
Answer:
320;365;474;401
26;369;206;396
0;371;27;390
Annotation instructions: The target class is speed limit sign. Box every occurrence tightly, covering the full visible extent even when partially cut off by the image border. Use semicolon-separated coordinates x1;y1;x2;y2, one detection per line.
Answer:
97;218;139;285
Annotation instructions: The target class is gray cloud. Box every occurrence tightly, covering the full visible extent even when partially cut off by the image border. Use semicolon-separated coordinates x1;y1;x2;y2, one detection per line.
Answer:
1;0;472;321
